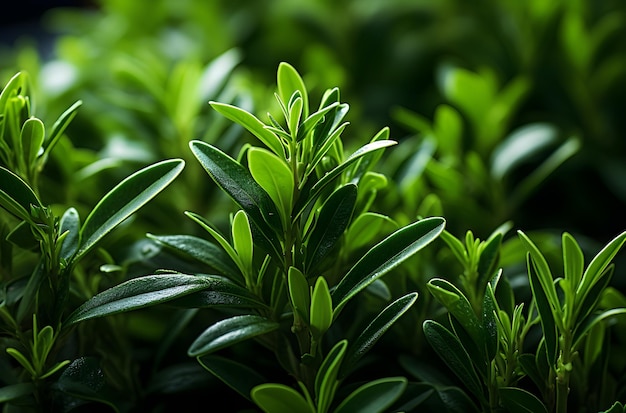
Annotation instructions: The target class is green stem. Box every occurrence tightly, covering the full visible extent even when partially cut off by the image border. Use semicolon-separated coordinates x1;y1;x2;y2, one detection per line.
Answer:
555;332;573;413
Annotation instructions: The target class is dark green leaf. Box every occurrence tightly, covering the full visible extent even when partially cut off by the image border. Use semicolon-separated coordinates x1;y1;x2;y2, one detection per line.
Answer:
477;232;502;290
334;377;407;413
574;265;613;332
527;255;559;366
305;184;356;273
75;159;184;262
499;387;548;413
427;278;482;347
56;357;121;413
423;320;484;402
189;140;282;260
148;234;242;283
198;354;267;401
188;314;279;357
332;217;444;316
6;220;37;250
64;274;211;325
0;166;43;221
340;293;417;378
0;383;34;403
167;275;267;310
59;207;80;261
482;282;498;362
518;353;545;391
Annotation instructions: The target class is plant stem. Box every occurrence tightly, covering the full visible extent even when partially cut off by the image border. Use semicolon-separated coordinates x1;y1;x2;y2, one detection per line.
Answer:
555;332;573;413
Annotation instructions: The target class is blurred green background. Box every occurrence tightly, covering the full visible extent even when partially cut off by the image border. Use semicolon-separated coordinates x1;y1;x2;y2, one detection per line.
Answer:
2;0;626;250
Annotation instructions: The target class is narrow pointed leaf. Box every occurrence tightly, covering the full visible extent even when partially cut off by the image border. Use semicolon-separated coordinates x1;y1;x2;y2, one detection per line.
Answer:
59;207;80;261
197;354;267;401
527;255;559;365
209;101;284;156
147;234;242;283
300;140;397;216
423;320;484;401
482;282;499;362
427;278;482;346
340;293;418;378
573;308;626;349
189;140;282;259
188;315;279;357
334;377;408;413
562;232;584;290
315;339;347;413
43;100;82;155
64;274;211;325
305;184;356;272
75;159;184;262
252;383;314;413
332;217;444;316
577;231;626;305
232;210;254;276
167;275;267;310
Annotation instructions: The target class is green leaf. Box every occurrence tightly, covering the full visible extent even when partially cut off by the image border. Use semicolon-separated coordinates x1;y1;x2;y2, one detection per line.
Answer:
573;266;613;332
334;377;408;413
477;232;502;290
20;118;44;167
232;210;254;277
573;308;626;349
340;293;418;378
518;231;563;321
315;339;347;413
64;274;211;325
576;231;626;308
344;212;396;251
43;100;82;156
197;354;267;401
56;357;120;413
252;383;314;413
247;147;294;229
188;315;279;357
74;159;184;262
310;277;332;338
147;234;242;283
288;266;310;322
562;232;584;291
527;255;559;366
423;320;484;402
277;62;309;120
427;278;482;347
332;217;444;316
59;207;80;261
0;383;34;403
482;282;499;362
167;275;267;310
209;101;284;157
0;166;43;221
498;387;548;413
305;184;356;273
189;141;282;259
299;140;397;217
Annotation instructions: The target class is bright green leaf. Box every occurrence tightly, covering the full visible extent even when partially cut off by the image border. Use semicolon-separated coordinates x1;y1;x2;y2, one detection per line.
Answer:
315;339;347;413
252;383;314;413
310;277;332;338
